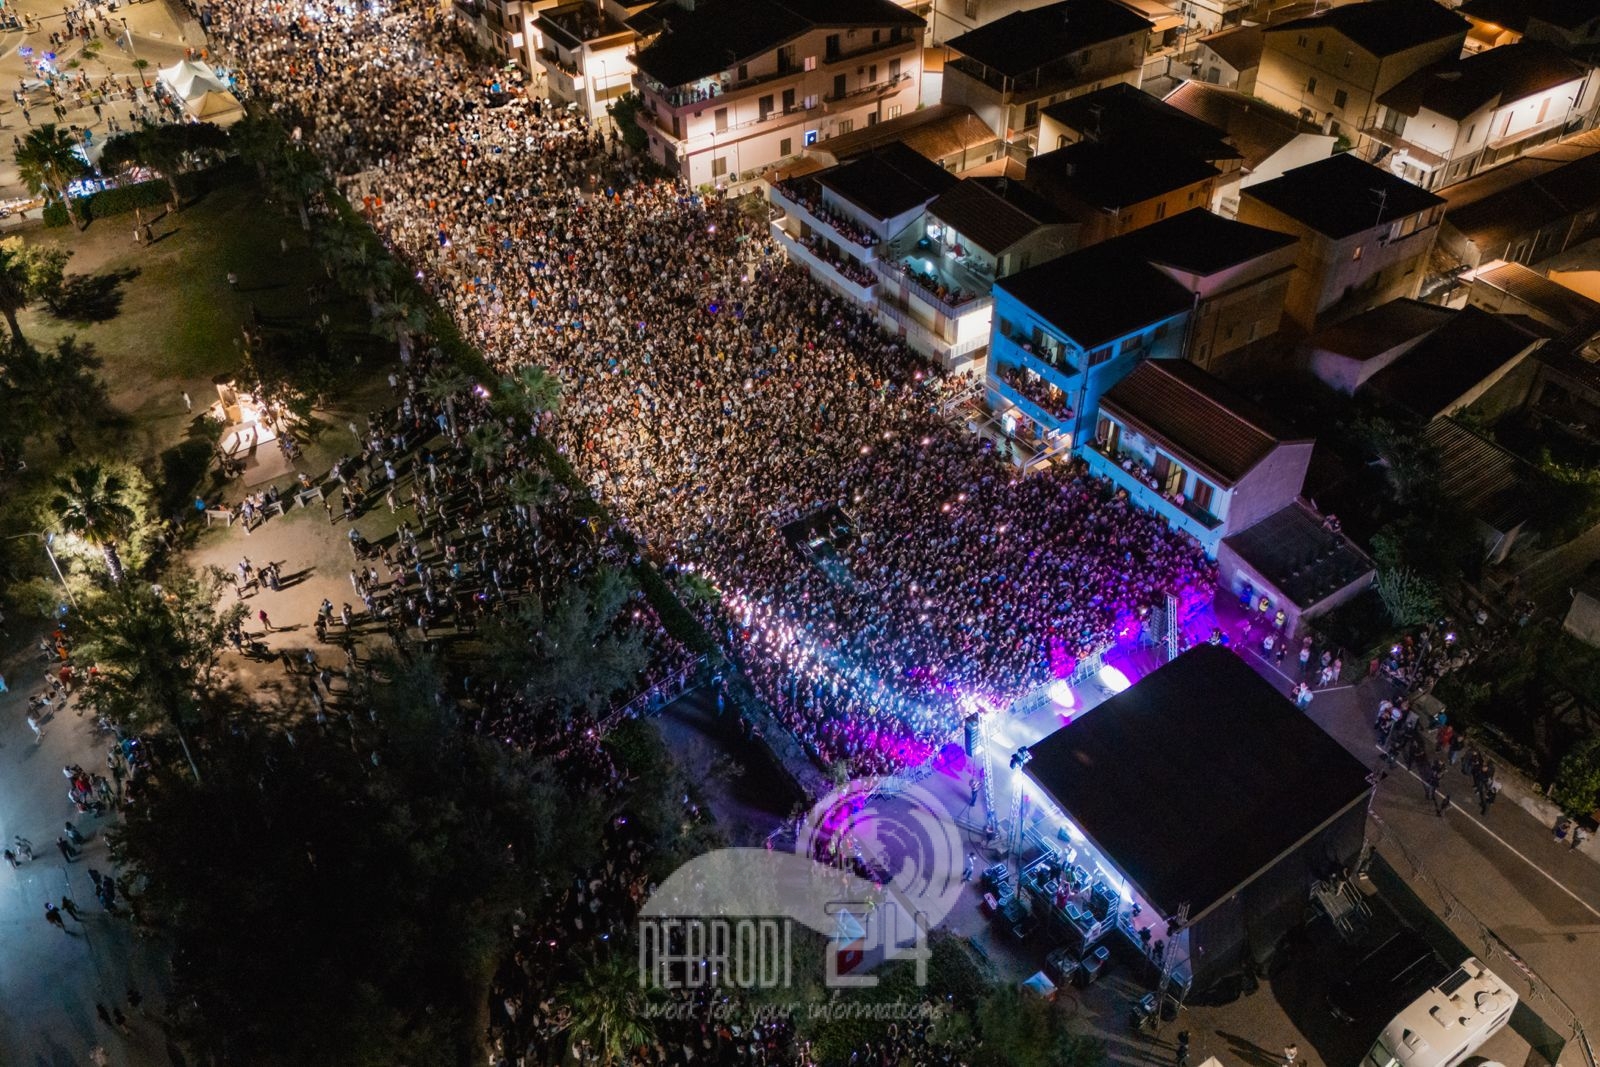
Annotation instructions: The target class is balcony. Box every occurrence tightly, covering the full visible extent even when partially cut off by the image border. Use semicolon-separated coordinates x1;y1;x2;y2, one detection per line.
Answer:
771;222;877;306
989;371;1069;432
824;71;913;109
1084;438;1224;536
640;63;807;113
992;334;1079;393
878;298;989;369
873;257;993;320
823;34;919;69
769;179;878;254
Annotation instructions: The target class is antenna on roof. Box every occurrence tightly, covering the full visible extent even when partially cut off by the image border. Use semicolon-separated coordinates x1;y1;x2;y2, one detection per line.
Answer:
1370;186;1389;230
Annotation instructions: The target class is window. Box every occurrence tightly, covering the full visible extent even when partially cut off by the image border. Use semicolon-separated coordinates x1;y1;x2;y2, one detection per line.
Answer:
1334;88;1347;109
780;137;792;156
1119;334;1145;355
1465;123;1475;141
1306;76;1317;94
1190;479;1214;515
964;0;978;18
833;73;847;99
1343;49;1352;67
826;34;841;59
887;104;901;119
804;55;817;71
1296;33;1308;47
1023;101;1039;128
714;107;728;133
1315;39;1323;54
872;29;881;43
1155;201;1167;220
1381;108;1406;136
867;113;878;126
782;87;796;112
1088;346;1112;367
837;118;853;135
890;57;901;80
759;94;773;120
869;64;878;83
712;156;728;178
804;94;818;109
778;45;796;72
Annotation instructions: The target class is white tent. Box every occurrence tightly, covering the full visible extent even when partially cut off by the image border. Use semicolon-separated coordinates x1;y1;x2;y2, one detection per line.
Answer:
190;89;245;126
158;59;227;101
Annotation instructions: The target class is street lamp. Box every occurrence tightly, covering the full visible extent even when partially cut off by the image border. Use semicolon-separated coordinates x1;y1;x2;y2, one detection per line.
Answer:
5;530;77;608
120;17;136;64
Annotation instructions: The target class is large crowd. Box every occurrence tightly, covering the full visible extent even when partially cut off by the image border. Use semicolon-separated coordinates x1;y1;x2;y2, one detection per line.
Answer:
203;0;1212;770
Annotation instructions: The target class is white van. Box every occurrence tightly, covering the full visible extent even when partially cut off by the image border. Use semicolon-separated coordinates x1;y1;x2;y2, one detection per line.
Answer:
1362;958;1518;1067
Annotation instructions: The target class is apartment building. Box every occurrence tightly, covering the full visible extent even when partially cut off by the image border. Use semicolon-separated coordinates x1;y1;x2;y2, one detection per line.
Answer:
940;0;1152;157
1256;0;1468;140
1361;41;1599;190
1239;153;1445;331
630;0;925;189
535;1;637;127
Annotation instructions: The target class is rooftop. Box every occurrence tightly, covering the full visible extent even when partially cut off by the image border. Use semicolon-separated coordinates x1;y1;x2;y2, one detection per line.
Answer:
1197;23;1266;72
945;0;1153;78
632;0;921;88
1023;644;1373;922
1111;207;1298;277
1027;139;1220;210
1310;298;1456;361
1243;153;1445;240
1266;0;1469;58
538;1;632;48
995;243;1194;348
1471;261;1600;332
1362;306;1542;420
1041;83;1239;163
814;142;960;221
1423;417;1537;531
812;103;998;165
1223;502;1375;608
1379;42;1590;122
1100;359;1308;486
1441;133;1600;253
1163;82;1330;175
1459;0;1600;33
927;177;1069;255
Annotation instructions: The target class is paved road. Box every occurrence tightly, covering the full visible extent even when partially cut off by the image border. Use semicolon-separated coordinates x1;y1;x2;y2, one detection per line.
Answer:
1247;648;1600;1056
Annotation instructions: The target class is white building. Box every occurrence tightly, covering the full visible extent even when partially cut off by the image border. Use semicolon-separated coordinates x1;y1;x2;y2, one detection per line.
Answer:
534;0;637;128
631;0;925;190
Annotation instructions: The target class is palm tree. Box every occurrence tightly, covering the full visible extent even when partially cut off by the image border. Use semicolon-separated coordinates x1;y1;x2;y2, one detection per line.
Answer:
557;953;658;1065
371;298;428;359
270;146;326;231
15;125;87;229
49;462;136;582
496;364;564;423
99;123;227;210
420;366;473;436
227;113;288;181
463;421;508;473
506;468;559;520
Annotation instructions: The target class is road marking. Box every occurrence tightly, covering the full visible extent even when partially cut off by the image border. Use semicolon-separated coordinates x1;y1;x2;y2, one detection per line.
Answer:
1377;751;1600;923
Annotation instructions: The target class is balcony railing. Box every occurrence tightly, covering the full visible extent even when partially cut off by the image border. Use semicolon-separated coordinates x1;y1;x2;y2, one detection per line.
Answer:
771;223;876;304
873;257;992;319
989;373;1067;430
993;333;1079;386
770;180;877;251
824;71;912;106
1085;439;1223;531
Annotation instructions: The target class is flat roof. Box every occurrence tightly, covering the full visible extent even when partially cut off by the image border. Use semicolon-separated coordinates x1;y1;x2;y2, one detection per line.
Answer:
1024;644;1373;921
946;0;1152;78
1100;359;1308;487
816;103;998;165
815;142;959;221
1362;306;1540;420
1244;153;1445;240
1112;207;1298;277
1223;502;1374;608
633;0;920;87
1442;140;1600;253
1028;139;1221;210
1041;83;1238;163
1266;0;1468;57
995;243;1194;349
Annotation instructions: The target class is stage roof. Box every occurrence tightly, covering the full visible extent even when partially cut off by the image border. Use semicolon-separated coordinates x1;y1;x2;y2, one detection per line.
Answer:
1023;645;1371;922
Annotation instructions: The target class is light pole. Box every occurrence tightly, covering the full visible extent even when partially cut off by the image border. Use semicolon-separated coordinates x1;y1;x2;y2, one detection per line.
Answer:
5;530;77;608
120;17;136;64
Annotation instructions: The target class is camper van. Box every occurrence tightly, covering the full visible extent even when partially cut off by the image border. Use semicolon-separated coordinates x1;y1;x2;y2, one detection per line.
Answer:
1362;957;1518;1067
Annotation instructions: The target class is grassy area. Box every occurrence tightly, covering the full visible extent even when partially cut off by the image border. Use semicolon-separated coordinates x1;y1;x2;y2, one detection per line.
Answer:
0;176;384;616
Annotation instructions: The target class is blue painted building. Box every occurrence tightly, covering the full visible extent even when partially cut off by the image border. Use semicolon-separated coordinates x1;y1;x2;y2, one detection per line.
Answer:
986;243;1194;462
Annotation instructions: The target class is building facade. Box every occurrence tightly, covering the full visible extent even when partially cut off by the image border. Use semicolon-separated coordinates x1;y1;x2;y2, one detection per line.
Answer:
631;0;925;189
1255;0;1468;140
534;1;637;128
